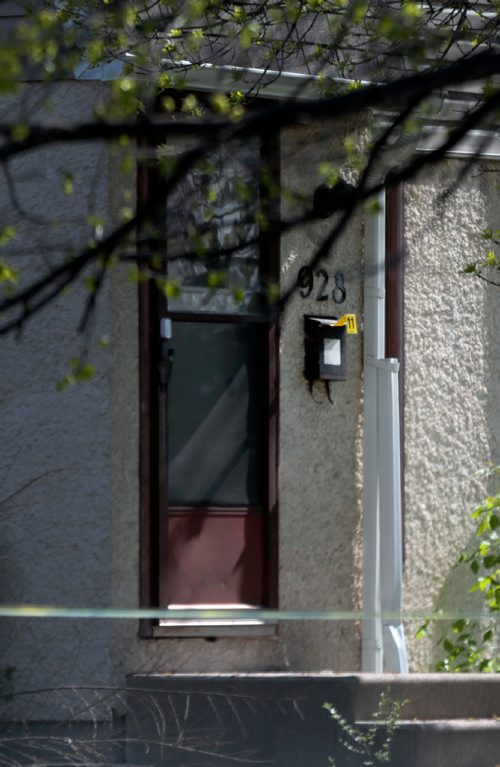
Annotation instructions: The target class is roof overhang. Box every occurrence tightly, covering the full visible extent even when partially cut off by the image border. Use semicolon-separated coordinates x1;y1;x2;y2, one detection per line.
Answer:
75;56;500;160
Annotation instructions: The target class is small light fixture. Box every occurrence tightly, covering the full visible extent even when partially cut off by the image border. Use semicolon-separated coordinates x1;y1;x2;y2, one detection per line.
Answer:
304;315;347;383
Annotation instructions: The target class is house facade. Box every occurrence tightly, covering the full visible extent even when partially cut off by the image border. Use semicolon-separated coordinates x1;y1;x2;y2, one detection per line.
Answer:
0;14;499;762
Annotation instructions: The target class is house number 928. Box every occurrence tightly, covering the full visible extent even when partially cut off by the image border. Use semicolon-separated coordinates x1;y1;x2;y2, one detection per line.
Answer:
297;267;346;304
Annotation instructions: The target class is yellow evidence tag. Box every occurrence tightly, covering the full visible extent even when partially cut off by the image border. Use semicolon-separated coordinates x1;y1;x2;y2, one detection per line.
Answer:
335;314;358;334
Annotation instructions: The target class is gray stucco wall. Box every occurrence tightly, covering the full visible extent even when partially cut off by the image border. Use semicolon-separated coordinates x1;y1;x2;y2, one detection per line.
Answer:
0;85;365;722
278;124;364;669
1;78;498;718
108;122;364;678
103;148;500;676
403;160;500;670
0;82;118;719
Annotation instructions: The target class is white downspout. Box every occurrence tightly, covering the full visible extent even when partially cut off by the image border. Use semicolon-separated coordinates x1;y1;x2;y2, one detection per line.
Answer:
362;191;408;673
362;192;386;672
378;358;408;672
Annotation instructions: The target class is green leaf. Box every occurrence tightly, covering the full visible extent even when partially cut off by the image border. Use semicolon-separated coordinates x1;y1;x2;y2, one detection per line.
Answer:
0;259;19;286
98;335;109;349
74;362;95;383
10;123;29;142
232;286;245;304
462;262;477;274
63;173;74;195
317;162;340;187
443;638;454;653
207;271;223;288
56;373;74;391
485;250;498;266
453;619;466;634
165;279;181;298
267;281;280;304
0;226;16;246
367;199;382;215
210;92;230;114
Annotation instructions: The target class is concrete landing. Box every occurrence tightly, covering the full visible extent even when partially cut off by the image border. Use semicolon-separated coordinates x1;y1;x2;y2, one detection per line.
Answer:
126;673;500;767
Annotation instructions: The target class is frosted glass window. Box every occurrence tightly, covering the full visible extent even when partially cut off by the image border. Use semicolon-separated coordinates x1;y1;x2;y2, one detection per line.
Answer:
166;139;261;314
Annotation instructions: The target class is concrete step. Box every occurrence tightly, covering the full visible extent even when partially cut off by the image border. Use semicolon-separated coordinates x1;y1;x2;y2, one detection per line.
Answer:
351;675;500;766
389;719;500;767
126;673;500;767
349;673;500;720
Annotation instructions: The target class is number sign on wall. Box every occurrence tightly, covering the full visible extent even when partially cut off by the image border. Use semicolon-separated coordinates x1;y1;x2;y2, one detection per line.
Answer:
297;267;346;304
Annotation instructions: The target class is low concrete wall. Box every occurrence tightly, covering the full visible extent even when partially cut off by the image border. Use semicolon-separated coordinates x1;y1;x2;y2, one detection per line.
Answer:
124;673;500;767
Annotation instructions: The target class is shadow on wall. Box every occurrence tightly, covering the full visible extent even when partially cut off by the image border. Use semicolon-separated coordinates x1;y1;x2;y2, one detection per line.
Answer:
429;531;481;668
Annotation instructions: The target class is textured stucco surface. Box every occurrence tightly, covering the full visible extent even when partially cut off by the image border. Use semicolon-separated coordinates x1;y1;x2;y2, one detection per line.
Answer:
0;82;120;718
2;76;498;709
108;122;364;677
0;88;365;715
277;123;364;670
403;161;500;670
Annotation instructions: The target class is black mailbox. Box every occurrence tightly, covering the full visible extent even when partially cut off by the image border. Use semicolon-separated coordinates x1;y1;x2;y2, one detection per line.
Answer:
304;315;347;382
